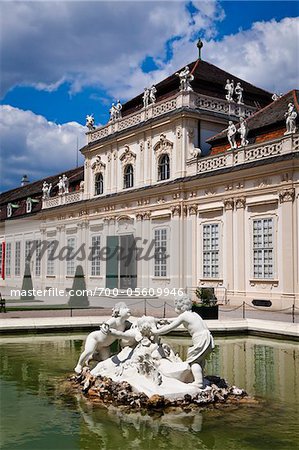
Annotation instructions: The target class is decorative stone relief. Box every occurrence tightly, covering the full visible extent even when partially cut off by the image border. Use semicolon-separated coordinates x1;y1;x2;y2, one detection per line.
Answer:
235;197;246;209
91;155;106;173
139;141;144;152
188;204;198;215
223;198;234;210
154;134;173;159
189;191;197;197
205;188;216;196
136;213;143;221
171;205;181;217
281;173;292;183
176;126;182;139
284;103;297;135
173;193;180;199
143;211;151;220
279;188;295;203
156;197;165;204
120;146;136;167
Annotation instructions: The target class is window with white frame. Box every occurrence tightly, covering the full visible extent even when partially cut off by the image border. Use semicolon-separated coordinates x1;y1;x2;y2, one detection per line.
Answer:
25;240;32;263
15;241;21;276
202;223;219;278
26;198;32;213
35;240;41;276
47;241;55;276
66;237;76;276
5;242;11;277
154;229;167;277
253;218;274;279
91;235;101;276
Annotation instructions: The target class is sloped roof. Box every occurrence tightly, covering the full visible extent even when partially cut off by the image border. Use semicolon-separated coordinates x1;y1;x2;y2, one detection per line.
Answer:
121;58;273;117
207;90;299;144
0;166;84;205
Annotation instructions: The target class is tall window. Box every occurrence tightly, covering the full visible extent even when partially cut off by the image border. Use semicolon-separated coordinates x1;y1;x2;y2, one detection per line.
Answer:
154;229;167;277
5;242;11;277
95;173;104;195
253;218;274;278
25;240;32;264
203;224;219;278
158;154;170;181
66;237;76;276
124;164;134;189
35;240;41;276
47;241;55;276
91;235;101;276
15;241;21;276
0;243;3;278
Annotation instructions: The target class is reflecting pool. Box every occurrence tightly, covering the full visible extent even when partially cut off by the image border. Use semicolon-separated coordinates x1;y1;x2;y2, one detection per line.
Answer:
0;334;298;450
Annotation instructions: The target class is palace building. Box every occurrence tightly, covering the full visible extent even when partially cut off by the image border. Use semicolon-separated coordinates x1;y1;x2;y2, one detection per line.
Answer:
1;46;298;309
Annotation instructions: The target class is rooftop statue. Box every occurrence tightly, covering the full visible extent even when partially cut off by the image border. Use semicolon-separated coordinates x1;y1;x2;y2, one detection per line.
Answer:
42;181;52;199
86;114;95;131
225;79;234;102
238;117;249;147
284;102;297;135
272;93;283;101
57;174;69;195
149;85;157;103
226;120;237;149
143;87;150;108
115;100;122;119
175;66;194;92
235;82;244;105
109;102;117;121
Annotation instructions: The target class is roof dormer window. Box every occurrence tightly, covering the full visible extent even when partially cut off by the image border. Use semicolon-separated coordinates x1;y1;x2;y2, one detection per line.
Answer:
26;198;32;213
7;203;12;218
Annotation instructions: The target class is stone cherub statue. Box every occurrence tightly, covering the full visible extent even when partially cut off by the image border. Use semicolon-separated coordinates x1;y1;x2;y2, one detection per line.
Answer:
284;102;297;135
153;295;214;388
175;66;194;92
42;181;52;199
86;114;95;131
225;79;234;102
226;120;237;149
74;302;131;374
235;82;244;104
238;116;249;147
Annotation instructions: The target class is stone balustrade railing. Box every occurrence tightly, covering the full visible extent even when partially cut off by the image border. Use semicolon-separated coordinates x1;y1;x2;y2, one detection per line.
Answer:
42;190;84;209
87;92;257;144
197;134;298;174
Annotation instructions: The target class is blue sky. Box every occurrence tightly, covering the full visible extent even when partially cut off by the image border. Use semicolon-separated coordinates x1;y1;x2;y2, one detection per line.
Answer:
1;1;298;191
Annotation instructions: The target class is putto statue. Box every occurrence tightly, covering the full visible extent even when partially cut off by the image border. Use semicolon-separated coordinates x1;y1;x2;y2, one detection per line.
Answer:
272;93;283;101
225;79;234;102
143;87;150;108
74;302;131;374
42;181;52;199
109;100;122;121
284;102;297;135
238;117;249;147
86;114;95;131
57;174;69;195
235;82;244;104
149;85;157;103
175;66;194;92
227;121;237;149
143;85;157;108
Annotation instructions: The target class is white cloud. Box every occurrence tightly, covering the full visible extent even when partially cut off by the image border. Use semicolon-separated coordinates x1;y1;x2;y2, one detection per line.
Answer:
204;17;299;93
0;105;86;191
0;1;223;99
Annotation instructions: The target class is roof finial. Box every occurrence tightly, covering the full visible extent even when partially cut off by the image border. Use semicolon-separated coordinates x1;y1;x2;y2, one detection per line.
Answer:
197;38;203;60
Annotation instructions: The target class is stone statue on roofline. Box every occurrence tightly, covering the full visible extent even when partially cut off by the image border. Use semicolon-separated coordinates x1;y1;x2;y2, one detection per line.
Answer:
143;87;150;108
115;100;122;119
225;79;234;102
272;93;283;101
57;174;69;195
175;66;194;92
149;85;157;103
238;117;249;147
284;102;297;135
109;102;117;121
226;121;237;149
86;114;95;131
143;85;157;108
42;181;52;199
235;82;244;105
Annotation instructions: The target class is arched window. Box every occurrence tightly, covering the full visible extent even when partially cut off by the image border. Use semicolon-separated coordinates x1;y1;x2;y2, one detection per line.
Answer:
158;154;170;181
95;173;103;195
124;164;134;189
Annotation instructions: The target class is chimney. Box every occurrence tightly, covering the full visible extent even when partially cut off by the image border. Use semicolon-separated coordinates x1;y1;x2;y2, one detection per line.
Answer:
197;38;203;60
21;174;30;186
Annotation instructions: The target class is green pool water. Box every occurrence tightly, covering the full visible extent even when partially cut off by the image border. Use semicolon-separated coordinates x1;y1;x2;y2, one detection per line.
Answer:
0;334;298;450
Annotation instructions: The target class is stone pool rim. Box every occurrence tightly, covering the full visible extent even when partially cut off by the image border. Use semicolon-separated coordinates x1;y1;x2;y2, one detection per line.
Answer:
0;317;298;341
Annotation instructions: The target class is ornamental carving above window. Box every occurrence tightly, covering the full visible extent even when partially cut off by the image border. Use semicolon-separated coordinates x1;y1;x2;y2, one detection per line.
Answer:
91;155;106;173
120;146;136;167
154;134;173;158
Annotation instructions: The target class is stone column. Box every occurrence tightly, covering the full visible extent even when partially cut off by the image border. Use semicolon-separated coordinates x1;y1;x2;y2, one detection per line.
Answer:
186;204;198;293
135;213;143;288
170;205;181;288
143;212;151;289
234;198;246;299
223;199;234;297
279;188;295;300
